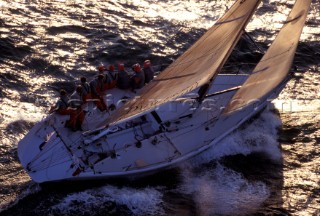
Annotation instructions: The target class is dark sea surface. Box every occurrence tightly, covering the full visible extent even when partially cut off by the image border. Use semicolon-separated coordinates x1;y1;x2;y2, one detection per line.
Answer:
0;0;319;215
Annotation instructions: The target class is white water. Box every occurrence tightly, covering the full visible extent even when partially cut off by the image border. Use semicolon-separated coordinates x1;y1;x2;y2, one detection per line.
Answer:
180;163;270;216
50;186;165;216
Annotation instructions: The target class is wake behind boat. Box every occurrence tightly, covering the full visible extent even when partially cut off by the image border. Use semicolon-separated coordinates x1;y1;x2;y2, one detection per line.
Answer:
18;0;311;183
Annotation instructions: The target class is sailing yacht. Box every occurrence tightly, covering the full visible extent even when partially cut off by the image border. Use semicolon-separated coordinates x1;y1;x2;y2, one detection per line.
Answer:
18;0;311;183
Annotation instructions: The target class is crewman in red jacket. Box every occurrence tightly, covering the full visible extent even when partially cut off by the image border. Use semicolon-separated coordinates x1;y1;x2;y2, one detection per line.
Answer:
90;74;108;112
80;76;91;103
117;63;131;90
143;60;154;84
131;63;145;91
104;64;117;89
49;89;79;131
68;85;85;131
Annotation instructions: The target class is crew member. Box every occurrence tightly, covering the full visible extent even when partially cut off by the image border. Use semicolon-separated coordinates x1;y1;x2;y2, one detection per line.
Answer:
143;60;154;84
104;64;117;89
117;63;131;90
80;76;91;103
98;65;105;74
49;89;78;130
131;63;145;90
69;85;85;131
90;74;108;111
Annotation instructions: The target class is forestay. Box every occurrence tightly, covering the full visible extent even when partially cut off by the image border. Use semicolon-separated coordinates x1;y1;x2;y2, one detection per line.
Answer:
106;0;262;125
223;0;312;114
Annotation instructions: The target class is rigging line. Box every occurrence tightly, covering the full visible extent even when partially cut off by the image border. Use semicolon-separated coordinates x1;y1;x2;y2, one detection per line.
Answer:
38;135;58;151
29;150;71;172
244;31;264;53
32;158;73;173
39;133;61;149
27;135;63;165
162;25;187;54
29;153;70;172
27;148;70;171
65;133;83;148
52;125;76;158
49;125;83;149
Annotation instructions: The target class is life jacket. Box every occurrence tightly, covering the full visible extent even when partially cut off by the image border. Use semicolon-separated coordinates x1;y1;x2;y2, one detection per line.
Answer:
143;67;154;84
104;71;117;89
117;70;131;89
132;71;145;89
81;82;91;95
69;91;83;109
90;77;105;95
56;95;69;110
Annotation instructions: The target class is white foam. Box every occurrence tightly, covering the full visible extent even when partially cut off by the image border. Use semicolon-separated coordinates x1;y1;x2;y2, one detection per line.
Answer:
173;110;282;215
50;185;165;216
179;163;270;215
184;109;282;169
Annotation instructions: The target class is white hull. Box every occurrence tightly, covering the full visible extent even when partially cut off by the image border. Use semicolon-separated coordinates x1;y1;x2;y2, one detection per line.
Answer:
18;74;289;183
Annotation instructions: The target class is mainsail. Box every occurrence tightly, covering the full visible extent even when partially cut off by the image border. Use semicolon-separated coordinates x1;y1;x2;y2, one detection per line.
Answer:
106;0;262;125
223;0;312;114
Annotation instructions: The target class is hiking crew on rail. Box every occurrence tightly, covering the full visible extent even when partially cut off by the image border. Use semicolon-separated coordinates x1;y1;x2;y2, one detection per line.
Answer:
50;60;155;131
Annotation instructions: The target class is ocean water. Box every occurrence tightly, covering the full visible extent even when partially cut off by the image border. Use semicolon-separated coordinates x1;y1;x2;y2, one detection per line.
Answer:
0;0;319;215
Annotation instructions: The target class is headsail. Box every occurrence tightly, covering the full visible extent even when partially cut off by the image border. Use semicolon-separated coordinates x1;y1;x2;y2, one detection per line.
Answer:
223;0;312;114
106;0;262;125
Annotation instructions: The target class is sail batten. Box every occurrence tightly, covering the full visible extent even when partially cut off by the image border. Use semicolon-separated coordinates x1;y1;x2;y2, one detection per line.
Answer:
106;0;262;126
223;0;312;114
